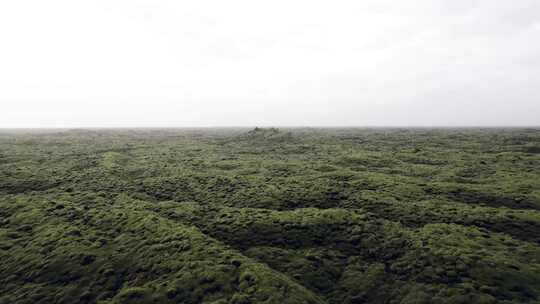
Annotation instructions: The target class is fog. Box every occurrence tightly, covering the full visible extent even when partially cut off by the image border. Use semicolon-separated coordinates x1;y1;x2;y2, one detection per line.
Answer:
1;0;539;127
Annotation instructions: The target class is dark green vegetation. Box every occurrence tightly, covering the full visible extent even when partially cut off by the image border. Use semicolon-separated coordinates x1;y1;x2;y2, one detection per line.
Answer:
1;127;540;304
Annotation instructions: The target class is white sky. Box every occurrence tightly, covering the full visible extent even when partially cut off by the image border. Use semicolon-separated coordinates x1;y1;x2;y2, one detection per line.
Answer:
1;0;539;127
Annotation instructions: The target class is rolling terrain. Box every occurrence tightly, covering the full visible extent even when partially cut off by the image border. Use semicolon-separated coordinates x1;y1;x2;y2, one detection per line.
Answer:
1;127;540;303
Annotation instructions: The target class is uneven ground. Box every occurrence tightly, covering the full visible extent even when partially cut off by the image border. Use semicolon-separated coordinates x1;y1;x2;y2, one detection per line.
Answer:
1;127;540;304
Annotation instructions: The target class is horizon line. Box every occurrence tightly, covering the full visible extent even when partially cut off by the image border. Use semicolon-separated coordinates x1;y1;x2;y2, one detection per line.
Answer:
1;125;540;130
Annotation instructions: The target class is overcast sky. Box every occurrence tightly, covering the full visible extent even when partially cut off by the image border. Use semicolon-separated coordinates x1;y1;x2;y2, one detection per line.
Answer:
1;0;539;127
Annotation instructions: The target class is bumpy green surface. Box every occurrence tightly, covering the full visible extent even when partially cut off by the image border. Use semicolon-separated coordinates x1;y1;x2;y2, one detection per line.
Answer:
1;127;540;303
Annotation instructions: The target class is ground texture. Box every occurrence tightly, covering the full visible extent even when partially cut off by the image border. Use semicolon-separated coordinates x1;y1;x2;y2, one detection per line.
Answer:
1;128;540;303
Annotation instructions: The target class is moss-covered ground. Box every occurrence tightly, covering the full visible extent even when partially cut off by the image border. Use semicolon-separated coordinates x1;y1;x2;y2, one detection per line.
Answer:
1;127;540;303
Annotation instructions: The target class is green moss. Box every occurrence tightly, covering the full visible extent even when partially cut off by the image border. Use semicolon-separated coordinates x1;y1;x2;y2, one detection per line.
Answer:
1;128;540;303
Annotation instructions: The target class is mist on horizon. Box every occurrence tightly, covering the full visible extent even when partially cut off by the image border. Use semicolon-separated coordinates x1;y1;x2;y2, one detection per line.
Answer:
1;0;539;127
